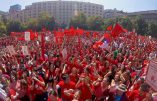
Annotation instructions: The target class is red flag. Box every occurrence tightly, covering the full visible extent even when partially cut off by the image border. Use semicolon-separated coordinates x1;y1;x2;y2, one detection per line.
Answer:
104;33;111;42
111;23;125;38
17;37;25;41
30;30;35;40
76;28;84;35
69;26;75;36
54;31;63;44
107;25;113;31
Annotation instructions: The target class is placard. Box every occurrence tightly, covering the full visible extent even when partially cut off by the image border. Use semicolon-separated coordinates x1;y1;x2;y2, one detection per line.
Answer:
22;46;30;56
24;31;30;41
146;60;157;91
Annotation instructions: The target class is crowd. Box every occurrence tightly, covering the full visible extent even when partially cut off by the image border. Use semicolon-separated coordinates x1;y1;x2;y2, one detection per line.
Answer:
0;29;157;101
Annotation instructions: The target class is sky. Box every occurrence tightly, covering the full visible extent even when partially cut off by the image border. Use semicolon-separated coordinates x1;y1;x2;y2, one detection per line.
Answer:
0;0;157;12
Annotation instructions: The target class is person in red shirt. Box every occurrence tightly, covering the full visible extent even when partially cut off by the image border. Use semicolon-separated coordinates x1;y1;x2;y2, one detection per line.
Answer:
75;74;93;101
31;71;47;101
128;83;149;101
9;79;30;101
69;67;79;83
56;74;75;101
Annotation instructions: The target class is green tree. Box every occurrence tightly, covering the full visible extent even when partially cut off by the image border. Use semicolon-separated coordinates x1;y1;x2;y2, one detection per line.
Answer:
1;15;8;25
0;21;6;36
133;16;148;35
87;16;104;31
117;17;133;31
26;18;38;31
147;22;157;38
37;13;56;31
103;18;116;30
70;12;88;29
6;21;23;34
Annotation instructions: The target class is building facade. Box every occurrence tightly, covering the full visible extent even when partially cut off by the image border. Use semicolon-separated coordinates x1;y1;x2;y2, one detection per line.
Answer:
127;10;157;25
9;4;21;14
103;9;125;19
8;1;104;25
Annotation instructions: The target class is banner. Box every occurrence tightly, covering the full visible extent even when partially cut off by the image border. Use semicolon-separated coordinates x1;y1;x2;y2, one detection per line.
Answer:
146;60;157;91
22;46;30;56
38;35;42;42
62;48;67;60
24;31;30;41
6;45;16;55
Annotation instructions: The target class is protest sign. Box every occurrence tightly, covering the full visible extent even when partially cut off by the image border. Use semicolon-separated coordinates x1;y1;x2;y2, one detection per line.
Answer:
146;60;157;91
22;46;30;56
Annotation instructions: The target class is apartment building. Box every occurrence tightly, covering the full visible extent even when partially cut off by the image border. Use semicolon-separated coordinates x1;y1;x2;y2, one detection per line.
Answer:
8;1;104;25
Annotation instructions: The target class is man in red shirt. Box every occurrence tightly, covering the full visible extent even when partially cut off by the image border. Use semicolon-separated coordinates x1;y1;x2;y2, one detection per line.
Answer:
56;74;75;101
75;74;93;101
128;83;149;101
31;71;47;101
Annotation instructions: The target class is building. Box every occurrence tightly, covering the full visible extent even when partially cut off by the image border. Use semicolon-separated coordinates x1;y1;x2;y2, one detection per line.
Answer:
9;4;21;13
103;8;125;19
127;10;157;24
8;1;104;25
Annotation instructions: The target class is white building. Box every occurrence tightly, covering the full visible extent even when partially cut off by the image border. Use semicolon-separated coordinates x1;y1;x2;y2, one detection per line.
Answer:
8;1;104;25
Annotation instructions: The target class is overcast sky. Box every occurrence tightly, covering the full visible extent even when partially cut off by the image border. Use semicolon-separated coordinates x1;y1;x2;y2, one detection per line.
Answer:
0;0;157;12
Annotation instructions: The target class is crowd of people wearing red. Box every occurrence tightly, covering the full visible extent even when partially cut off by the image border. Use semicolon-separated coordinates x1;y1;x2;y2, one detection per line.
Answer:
0;29;157;101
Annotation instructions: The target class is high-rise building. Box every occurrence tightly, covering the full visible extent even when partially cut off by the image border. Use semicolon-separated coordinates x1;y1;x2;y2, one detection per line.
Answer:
8;1;104;25
9;4;21;13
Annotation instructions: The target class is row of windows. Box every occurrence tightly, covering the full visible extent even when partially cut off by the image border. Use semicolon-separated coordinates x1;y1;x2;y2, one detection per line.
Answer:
30;4;103;9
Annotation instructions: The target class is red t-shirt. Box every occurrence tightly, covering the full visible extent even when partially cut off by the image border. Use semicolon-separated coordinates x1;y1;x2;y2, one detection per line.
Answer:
76;83;92;101
128;90;146;101
9;89;16;101
33;76;45;95
58;81;76;100
69;74;79;83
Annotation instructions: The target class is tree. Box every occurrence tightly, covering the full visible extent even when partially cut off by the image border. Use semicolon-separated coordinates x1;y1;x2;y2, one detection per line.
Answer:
1;15;8;25
147;22;157;38
0;21;6;36
26;18;38;31
6;21;23;34
70;12;88;29
117;17;133;31
37;12;56;31
87;16;104;31
133;16;148;35
103;18;116;30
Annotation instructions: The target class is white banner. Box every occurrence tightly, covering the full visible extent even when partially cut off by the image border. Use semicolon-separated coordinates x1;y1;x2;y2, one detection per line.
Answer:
22;46;30;56
24;31;30;41
38;35;42;42
146;60;157;91
62;48;67;60
6;45;16;55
